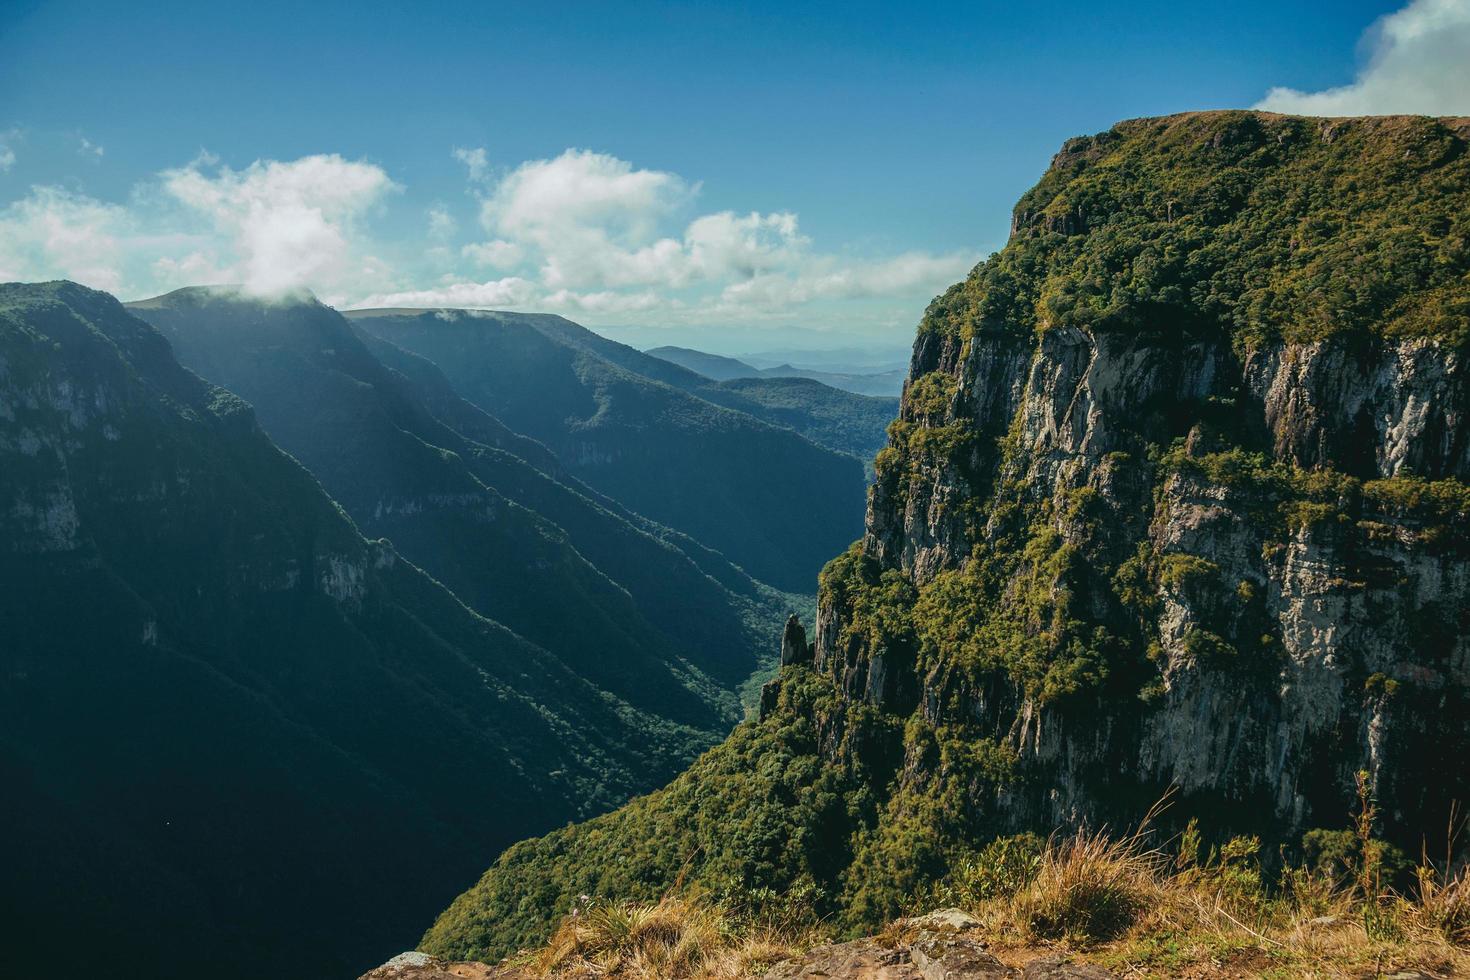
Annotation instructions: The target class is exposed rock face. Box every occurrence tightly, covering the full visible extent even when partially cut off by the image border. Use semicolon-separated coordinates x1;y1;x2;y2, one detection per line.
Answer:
418;112;1470;963
763;913;1118;980
805;113;1470;846
816;312;1470;843
358;952;498;980
782;614;815;666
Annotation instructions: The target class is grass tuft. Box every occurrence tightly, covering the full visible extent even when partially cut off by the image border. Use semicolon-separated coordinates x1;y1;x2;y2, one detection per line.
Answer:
531;895;807;980
1009;828;1162;942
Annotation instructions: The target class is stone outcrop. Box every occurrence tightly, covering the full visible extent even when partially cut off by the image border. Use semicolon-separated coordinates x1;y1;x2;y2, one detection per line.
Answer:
782;614;815;666
359;952;499;980
763;911;1117;980
808;312;1470;844
414;112;1470;966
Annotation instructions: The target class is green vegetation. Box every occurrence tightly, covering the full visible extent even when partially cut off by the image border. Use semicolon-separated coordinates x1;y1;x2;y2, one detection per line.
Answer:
914;525;1118;704
700;377;899;468
454;804;1470;980
1160;443;1470;548
422;114;1470;974
841;721;1018;925
132;287;797;722
821;543;918;655
422;668;886;961
921;112;1470;348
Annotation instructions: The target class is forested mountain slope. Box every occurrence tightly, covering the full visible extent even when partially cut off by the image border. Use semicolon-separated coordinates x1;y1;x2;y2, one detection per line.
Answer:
0;282;719;980
483;320;896;459
422;111;1470;962
130;288;793;710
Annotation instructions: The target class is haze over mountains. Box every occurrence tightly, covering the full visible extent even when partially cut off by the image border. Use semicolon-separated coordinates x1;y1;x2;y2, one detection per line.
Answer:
0;282;734;980
645;344;908;398
128;288;787;717
0;278;897;980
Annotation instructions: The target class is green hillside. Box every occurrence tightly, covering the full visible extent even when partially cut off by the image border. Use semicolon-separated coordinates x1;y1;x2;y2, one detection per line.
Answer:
699;376;898;468
0;282;719;980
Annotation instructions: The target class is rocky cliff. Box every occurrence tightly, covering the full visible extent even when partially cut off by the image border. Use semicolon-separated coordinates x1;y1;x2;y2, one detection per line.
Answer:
822;110;1470;842
422;110;1470;960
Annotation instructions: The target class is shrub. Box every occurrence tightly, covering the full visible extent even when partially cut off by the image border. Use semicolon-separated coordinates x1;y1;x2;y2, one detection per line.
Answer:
933;833;1046;909
1010;829;1161;942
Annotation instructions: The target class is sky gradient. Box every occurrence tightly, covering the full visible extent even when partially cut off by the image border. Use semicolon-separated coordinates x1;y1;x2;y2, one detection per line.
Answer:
1;0;1466;351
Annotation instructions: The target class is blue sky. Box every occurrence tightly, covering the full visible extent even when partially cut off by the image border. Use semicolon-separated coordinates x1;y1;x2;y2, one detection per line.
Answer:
1;0;1466;351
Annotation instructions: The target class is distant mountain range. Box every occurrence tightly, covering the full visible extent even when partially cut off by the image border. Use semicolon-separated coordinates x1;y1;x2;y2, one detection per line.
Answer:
646;344;908;397
129;288;787;717
347;309;873;592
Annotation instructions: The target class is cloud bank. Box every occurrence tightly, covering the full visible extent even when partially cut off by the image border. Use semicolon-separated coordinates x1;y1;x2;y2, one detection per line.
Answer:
1256;0;1470;115
160;154;397;294
0;144;974;334
354;148;974;325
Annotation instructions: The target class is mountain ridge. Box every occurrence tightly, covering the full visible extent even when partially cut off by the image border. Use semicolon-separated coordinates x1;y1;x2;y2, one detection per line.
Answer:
127;286;793;716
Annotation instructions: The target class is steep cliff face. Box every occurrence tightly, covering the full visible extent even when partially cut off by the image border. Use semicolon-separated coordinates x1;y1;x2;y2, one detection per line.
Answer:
422;111;1470;960
820;111;1470;843
844;313;1469;838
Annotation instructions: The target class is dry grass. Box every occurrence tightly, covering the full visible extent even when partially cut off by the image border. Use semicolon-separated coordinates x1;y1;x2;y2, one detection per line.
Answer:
1408;858;1470;947
964;811;1470;978
1006;827;1167;943
528;896;808;980
511;797;1470;980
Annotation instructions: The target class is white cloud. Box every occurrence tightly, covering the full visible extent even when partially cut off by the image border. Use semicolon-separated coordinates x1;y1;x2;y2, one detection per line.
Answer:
366;149;977;329
354;276;537;309
1256;0;1470;115
453;146;490;183
0;141;975;337
481;149;696;289
0;131;16;172
0;153;401;303
427;204;456;240
460;239;524;268
0;186;202;294
543;287;669;315
711;251;973;313
0;187;131;291
683;211;806;281
78;136;104;158
161;153;397;295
